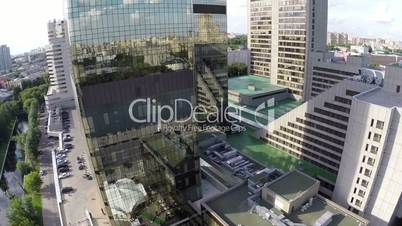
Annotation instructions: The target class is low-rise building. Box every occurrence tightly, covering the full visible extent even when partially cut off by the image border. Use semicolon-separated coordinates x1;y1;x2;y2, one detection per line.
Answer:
202;170;368;226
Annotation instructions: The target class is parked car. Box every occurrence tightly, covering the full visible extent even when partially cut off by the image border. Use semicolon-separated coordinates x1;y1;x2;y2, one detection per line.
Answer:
61;187;74;194
56;153;67;158
63;134;72;142
58;149;70;154
58;167;70;173
64;143;73;149
59;172;71;179
57;158;68;163
57;163;69;169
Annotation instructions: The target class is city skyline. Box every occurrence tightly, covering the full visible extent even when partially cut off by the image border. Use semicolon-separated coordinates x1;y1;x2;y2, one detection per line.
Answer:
1;0;402;55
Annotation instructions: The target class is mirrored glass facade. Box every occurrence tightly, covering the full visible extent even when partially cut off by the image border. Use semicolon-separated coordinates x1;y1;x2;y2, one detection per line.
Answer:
66;0;227;225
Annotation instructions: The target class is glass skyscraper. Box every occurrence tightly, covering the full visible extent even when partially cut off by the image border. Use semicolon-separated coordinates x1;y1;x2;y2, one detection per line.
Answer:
66;0;227;225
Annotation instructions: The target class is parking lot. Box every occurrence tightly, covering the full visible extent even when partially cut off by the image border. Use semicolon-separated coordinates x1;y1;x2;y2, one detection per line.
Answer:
56;109;110;226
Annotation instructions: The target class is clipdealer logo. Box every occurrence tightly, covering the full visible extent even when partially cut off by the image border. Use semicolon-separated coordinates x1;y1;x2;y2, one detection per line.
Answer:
128;97;276;129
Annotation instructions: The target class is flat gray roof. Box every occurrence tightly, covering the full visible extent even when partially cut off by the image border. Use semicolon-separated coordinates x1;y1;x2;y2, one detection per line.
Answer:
204;183;368;226
266;171;317;201
357;89;402;109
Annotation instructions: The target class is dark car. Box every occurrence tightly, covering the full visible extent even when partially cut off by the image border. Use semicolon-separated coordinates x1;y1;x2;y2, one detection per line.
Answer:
61;187;74;194
58;167;70;173
64;144;73;149
78;164;86;170
57;163;69;169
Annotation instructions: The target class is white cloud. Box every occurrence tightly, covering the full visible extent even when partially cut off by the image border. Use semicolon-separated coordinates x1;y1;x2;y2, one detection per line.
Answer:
228;0;248;34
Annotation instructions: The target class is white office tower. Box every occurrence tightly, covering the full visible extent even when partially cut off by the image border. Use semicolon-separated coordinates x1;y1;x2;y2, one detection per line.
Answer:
334;65;402;226
45;20;75;110
0;45;12;74
248;0;328;100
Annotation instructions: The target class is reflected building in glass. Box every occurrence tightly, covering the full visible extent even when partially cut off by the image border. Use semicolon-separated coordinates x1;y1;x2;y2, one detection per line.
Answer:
66;0;227;225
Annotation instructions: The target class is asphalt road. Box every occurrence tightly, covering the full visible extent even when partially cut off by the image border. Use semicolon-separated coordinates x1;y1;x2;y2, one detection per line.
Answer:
39;113;62;226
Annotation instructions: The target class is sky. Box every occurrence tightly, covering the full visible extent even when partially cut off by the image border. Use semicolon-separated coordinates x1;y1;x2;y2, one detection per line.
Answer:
0;0;401;55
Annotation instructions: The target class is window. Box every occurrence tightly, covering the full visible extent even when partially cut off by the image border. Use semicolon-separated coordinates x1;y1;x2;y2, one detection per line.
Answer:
368;158;375;166
373;133;382;142
370;119;374;127
397;85;401;93
357;178;360;184
368;132;372;139
355;199;362;207
361;179;369;187
362;156;366;163
376;121;384;130
364;169;371;177
370;146;378;154
365;144;369;151
358;190;365;198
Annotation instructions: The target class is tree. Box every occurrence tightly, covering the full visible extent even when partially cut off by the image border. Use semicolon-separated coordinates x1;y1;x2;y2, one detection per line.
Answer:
17;162;32;176
0;100;19;140
20;84;47;105
7;196;41;226
228;63;248;77
23;171;42;194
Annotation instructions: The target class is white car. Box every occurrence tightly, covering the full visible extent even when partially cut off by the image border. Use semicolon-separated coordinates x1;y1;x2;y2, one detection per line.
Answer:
59;172;71;179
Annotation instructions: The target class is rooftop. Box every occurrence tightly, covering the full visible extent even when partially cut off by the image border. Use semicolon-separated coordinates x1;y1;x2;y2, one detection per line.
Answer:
229;99;303;125
227;128;338;183
229;75;287;96
266;171;318;201
205;184;368;226
357;88;402;109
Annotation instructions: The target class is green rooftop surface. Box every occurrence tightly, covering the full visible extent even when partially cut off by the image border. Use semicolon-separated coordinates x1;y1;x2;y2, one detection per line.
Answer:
206;184;367;226
267;171;317;201
227;128;338;183
229;75;287;95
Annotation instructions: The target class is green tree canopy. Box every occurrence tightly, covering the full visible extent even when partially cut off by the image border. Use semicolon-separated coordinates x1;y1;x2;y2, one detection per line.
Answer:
23;171;42;194
17;162;32;176
7;196;41;226
228;63;248;77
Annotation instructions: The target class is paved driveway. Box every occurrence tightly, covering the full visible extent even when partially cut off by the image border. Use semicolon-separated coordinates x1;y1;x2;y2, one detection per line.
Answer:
59;109;110;226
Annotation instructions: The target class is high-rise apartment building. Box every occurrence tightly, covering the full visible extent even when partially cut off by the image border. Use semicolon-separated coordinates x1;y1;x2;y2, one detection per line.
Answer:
333;64;402;226
260;54;402;225
45;20;76;110
248;0;328;99
0;45;12;74
66;0;227;225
